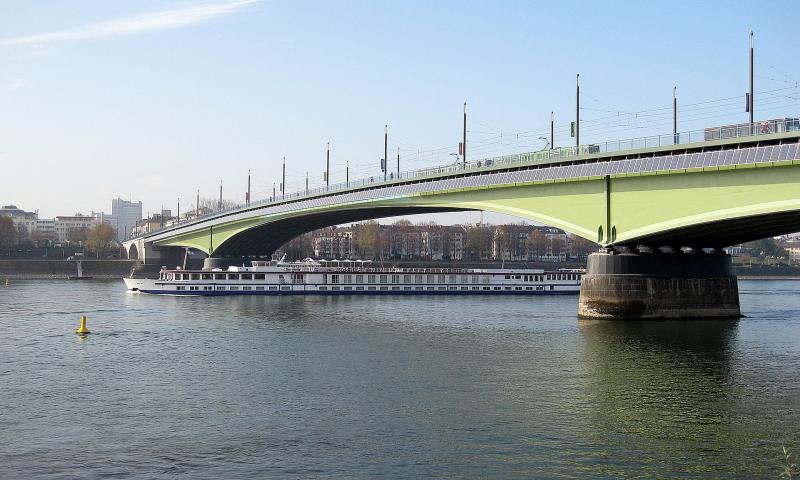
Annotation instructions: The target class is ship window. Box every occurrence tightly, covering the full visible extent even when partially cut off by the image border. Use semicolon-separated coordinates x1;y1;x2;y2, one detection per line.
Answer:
368;275;376;283
368;286;376;291
391;286;400;290
494;287;501;290
461;286;469;290
391;275;400;283
281;286;290;290
515;275;521;280
215;274;225;280
331;274;339;284
461;275;468;283
505;275;510;279
344;274;352;283
269;286;277;291
550;285;554;290
482;276;489;284
216;286;225;291
356;274;364;283
380;286;388;290
191;274;200;280
438;275;446;283
356;286;365;291
176;286;185;290
331;286;340;291
241;274;252;280
256;286;264;291
427;275;435;283
515;287;522;291
344;286;352;291
472;286;479;290
404;275;412;283
449;275;457;283
202;274;212;280
427;286;435;290
505;287;511;290
483;287;490;291
319;286;327;291
227;274;239;280
449;286;458;290
438;286;446;291
415;275;423;283
380;275;388;283
229;286;239;291
254;274;265;280
472;275;479;283
404;286;412;290
526;287;533;291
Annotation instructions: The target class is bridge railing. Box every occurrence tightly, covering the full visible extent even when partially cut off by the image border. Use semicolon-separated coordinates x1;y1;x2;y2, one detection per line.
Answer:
133;117;799;239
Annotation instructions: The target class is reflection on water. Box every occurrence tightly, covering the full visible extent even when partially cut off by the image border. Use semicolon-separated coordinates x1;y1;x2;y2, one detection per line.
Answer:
0;280;799;478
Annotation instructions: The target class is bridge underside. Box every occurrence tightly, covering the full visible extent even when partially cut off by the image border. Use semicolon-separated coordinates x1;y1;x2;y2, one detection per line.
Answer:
629;209;800;249
212;206;471;257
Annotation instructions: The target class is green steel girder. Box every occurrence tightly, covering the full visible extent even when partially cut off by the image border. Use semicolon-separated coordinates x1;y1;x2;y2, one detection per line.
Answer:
151;159;800;254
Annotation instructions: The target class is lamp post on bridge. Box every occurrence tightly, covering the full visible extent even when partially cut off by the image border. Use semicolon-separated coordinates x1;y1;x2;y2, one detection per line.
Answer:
748;29;754;127
550;111;554;150
575;73;580;151
384;124;388;182
326;142;330;190
462;102;467;167
282;156;286;200
673;86;678;145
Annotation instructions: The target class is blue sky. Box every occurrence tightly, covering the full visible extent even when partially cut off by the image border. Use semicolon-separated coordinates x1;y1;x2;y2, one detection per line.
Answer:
1;0;799;221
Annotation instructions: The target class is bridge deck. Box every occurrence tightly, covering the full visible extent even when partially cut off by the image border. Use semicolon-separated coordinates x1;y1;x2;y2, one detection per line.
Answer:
133;129;800;244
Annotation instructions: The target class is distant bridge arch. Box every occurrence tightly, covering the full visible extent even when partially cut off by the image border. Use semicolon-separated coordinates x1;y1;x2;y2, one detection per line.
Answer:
128;243;139;260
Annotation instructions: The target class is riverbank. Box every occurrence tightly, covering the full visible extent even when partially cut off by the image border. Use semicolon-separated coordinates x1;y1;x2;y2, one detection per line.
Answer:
0;260;136;279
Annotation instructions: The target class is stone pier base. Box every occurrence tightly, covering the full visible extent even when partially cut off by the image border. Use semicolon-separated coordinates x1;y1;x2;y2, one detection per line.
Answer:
578;252;740;319
202;257;248;270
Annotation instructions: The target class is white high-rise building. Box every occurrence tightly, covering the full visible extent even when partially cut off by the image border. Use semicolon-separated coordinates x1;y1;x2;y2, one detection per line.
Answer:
111;198;143;242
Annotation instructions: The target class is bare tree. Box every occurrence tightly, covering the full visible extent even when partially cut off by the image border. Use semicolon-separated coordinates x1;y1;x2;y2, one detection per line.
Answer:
0;217;14;254
568;234;599;260
526;230;547;260
86;223;117;258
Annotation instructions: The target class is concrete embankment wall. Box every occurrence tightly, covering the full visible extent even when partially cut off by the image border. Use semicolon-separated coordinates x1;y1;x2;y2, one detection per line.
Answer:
0;260;138;279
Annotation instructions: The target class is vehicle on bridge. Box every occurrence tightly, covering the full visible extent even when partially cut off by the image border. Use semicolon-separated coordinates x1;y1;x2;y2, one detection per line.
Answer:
123;258;583;296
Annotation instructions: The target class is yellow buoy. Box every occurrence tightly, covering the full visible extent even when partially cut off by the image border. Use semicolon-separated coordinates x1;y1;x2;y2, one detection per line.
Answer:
75;315;90;335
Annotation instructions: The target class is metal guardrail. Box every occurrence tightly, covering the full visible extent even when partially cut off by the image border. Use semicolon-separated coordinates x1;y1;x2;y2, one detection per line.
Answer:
131;118;800;240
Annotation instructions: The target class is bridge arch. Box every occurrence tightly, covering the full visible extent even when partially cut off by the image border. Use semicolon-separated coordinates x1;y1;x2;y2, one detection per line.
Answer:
212;206;471;257
128;243;139;260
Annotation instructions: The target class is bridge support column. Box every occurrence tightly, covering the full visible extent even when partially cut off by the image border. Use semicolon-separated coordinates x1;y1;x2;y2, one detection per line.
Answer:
203;257;247;270
578;252;740;320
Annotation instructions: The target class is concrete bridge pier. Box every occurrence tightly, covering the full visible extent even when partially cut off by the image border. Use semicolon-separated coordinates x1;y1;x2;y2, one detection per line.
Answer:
578;251;740;320
202;257;249;270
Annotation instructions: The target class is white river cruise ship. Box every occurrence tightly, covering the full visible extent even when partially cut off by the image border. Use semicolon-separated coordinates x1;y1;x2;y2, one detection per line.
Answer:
124;258;583;296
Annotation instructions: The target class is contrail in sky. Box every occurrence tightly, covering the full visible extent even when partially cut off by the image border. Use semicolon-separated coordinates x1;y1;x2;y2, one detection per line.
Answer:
0;0;260;47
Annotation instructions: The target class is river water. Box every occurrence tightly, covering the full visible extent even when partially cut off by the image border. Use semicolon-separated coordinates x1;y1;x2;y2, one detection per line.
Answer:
1;280;799;478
